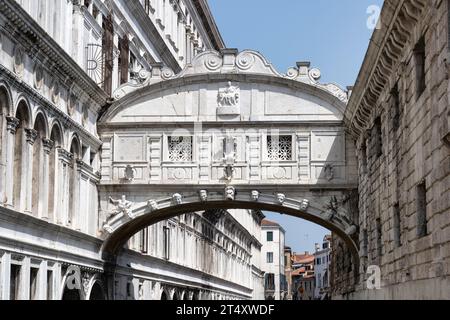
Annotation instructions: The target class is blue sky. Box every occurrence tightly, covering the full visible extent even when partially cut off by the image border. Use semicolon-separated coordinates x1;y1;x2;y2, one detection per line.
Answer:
208;0;384;253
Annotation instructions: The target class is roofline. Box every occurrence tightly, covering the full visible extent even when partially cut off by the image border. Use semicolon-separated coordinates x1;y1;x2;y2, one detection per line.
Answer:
192;0;226;51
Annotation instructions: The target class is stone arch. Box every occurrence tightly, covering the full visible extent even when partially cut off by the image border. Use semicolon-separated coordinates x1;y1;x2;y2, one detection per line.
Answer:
60;271;83;301
31;112;48;217
160;288;170;300
101;192;360;284
87;279;106;300
48;122;63;222
14;95;32;126
0;82;13;115
172;290;179;300
13;100;31;210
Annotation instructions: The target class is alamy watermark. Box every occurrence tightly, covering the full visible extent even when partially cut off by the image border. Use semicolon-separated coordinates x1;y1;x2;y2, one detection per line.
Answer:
366;265;381;290
367;5;382;30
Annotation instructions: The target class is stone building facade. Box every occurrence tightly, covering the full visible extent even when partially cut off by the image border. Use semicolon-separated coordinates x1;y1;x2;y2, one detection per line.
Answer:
0;0;266;300
332;0;450;299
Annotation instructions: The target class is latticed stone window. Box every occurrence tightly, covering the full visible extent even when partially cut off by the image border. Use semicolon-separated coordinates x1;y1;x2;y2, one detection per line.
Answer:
168;136;193;162
267;135;292;161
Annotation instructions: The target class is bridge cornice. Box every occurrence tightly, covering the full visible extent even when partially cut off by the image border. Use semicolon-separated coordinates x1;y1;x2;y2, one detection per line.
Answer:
100;50;349;123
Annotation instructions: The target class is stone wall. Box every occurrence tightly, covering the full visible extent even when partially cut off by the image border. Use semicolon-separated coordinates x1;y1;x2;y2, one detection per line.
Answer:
337;0;450;299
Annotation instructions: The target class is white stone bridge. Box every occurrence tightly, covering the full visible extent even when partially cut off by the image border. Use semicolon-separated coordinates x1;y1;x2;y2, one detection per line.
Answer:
97;49;359;268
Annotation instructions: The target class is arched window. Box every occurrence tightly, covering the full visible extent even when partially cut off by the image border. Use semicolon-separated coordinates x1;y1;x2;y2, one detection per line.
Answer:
13;101;30;210
48;124;62;222
68;137;81;227
31;113;47;217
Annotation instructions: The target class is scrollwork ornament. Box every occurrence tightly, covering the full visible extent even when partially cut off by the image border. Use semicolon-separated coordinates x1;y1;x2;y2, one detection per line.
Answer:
161;67;174;80
285;67;299;79
204;55;222;71
236;52;255;70
309;68;321;82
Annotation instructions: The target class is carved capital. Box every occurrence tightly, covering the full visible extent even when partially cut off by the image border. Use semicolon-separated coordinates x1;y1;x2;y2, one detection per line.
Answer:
6;116;20;134
25;128;38;145
58;148;74;163
42;139;55;154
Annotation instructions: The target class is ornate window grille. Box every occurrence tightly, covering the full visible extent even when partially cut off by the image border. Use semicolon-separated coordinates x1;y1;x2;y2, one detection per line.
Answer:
267;136;292;161
168;136;193;162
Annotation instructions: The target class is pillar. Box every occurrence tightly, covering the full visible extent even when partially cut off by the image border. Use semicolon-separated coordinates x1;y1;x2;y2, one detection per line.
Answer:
4;117;19;207
0;253;11;300
25;128;38;213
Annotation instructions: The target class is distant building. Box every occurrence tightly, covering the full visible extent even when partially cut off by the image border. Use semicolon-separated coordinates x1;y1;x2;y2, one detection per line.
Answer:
284;247;294;300
261;219;286;300
314;235;332;300
292;252;315;300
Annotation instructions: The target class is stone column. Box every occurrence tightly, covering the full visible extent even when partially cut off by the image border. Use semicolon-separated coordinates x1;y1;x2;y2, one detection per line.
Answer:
0;253;11;300
42;139;54;220
25;128;38;213
58;148;73;226
4;117;19;207
19;257;31;300
37;260;48;300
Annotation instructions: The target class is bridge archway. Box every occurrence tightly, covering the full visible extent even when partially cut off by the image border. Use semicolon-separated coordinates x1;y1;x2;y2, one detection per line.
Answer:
101;190;359;265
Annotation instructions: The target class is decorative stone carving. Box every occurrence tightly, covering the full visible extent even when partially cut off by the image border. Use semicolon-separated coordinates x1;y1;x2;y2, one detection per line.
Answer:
199;190;208;202
223;135;236;181
42;139;55;155
109;195;133;217
13;45;25;77
6;116;19;134
276;193;286;205
323;196;338;221
82;273;91;296
172;193;183;205
124;165;135;181
58;148;74;164
225;186;235;201
25;128;38;145
34;64;44;90
236;52;255;70
218;82;239;107
299;199;310;211
147;200;159;211
251;190;260;201
324;164;334;181
345;225;357;236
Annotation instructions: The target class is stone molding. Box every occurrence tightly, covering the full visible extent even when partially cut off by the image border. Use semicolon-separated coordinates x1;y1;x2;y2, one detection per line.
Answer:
345;0;427;138
111;49;349;103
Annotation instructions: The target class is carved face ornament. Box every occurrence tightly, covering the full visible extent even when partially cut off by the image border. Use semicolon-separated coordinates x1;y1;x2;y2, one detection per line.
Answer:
172;193;183;205
251;190;260;201
199;190;208;202
277;193;286;205
225;187;235;201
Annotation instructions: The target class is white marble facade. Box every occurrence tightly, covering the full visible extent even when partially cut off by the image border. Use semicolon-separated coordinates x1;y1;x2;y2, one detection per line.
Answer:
0;0;357;301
